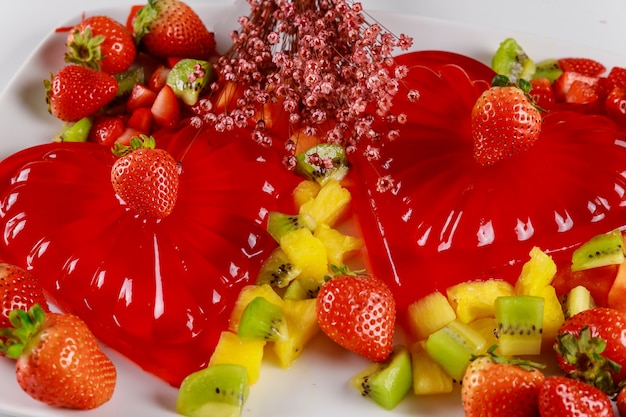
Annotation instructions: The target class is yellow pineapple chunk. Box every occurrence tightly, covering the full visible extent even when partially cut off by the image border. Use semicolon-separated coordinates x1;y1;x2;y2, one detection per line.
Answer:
515;246;557;295
534;284;565;348
446;279;515;323
293;180;321;209
467;317;499;353
228;284;283;333
313;223;363;265
407;291;456;341
273;298;320;368
411;342;454;395
209;331;266;384
280;228;328;291
298;179;351;227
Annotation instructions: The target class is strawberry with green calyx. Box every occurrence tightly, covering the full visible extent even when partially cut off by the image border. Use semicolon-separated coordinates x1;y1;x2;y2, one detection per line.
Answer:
462;346;546;417
132;0;216;60
471;74;543;166
64;15;136;75
45;65;119;122
538;376;612;416
111;134;180;219
0;264;48;331
316;265;396;362
0;304;116;410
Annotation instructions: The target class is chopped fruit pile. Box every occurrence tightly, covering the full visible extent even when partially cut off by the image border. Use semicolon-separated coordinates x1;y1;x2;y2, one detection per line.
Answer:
5;0;626;415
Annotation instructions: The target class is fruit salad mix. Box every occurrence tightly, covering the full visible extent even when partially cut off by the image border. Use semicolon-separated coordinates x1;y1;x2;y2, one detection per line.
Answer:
3;0;626;416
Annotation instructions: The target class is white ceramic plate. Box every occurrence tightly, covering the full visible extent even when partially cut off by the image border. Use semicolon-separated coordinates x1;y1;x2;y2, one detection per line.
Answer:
1;2;626;417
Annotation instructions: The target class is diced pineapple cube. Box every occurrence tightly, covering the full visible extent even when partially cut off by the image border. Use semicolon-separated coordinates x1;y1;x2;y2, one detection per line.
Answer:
407;291;456;341
273;298;320;368
280;228;328;290
299;179;351;227
534;284;565;348
314;223;363;265
467;317;499;352
446;279;514;323
515;246;557;295
209;331;266;384
229;284;283;333
293;180;321;209
411;342;454;395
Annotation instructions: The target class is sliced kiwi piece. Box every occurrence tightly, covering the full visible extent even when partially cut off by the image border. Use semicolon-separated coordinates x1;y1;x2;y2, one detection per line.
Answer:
562;285;595;319
491;37;536;82
571;229;625;272
53;117;92;142
266;211;316;243
424;319;487;381
176;363;249;417
282;279;310;300
494;295;544;356
166;58;213;106
350;345;413;410
533;58;563;83
114;66;145;97
237;296;288;342
256;246;302;288
295;143;351;185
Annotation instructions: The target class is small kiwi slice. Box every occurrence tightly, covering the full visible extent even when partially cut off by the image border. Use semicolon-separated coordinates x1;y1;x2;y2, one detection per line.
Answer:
266;211;316;243
494;295;544;356
237;296;288;342
256;246;302;288
294;143;351;185
176;363;249;417
350;345;413;410
166;58;213;106
533;58;563;83
491;37;536;82
424;319;487;381
562;285;595;319
53;117;92;143
571;229;625;272
114;66;145;97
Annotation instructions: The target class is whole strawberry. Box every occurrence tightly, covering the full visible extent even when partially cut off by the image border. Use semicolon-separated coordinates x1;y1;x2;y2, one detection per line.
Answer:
133;0;216;60
316;269;395;362
555;307;626;394
0;264;48;329
65;15;136;75
1;305;116;409
45;65;118;122
461;353;545;417
111;135;179;219
471;76;542;165
538;376;612;417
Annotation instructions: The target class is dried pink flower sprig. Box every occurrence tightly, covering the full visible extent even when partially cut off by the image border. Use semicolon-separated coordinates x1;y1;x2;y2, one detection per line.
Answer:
194;0;414;168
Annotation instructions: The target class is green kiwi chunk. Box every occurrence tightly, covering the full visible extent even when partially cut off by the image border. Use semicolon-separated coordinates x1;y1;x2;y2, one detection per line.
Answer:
491;37;536;82
256;246;302;288
266;211;316;243
114;66;145;97
53;117;92;143
533;58;563;83
350;345;413;410
282;279;310;300
562;285;595;319
237;296;288;342
424;319;487;381
166;58;213;106
295;143;350;185
176;363;249;417
495;295;544;356
571;229;625;272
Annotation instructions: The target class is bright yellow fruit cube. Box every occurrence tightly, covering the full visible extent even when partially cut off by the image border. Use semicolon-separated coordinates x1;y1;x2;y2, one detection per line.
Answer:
313;223;363;265
273;298;320;368
209;331;266;384
411;341;454;395
446;279;515;323
298;179;351;227
515;246;557;295
280;228;328;291
407;291;456;341
293;180;321;209
228;284;283;333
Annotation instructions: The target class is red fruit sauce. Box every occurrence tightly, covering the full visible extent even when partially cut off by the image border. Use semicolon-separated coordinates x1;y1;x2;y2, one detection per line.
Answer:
348;52;626;324
0;125;299;386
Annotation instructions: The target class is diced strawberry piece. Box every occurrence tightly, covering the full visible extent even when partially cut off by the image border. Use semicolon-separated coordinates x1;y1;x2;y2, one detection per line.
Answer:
127;83;158;112
151;85;180;128
607;66;626;90
529;78;555;110
606;86;626;124
127;107;153;133
554;71;599;103
148;65;171;92
88;116;125;147
557;57;606;77
116;126;144;146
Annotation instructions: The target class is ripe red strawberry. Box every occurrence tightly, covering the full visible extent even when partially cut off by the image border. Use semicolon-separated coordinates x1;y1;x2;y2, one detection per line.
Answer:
608;66;626;90
46;65;119;122
529;77;555;110
553;71;599;103
1;305;116;409
65;15;136;75
151;84;180;127
0;264;48;329
133;0;216;60
538;376;612;417
316;270;396;362
558;57;606;77
461;355;545;417
111;135;179;219
618;384;626;417
554;307;626;394
606;86;626;125
88;115;125;147
471;78;542;165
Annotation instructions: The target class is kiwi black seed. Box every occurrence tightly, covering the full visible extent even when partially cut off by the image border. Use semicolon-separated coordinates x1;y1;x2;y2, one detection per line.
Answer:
494;295;544;356
256;246;301;288
571;228;625;272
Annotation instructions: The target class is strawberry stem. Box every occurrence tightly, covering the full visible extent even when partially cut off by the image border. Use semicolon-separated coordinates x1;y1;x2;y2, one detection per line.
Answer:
0;304;47;359
112;134;156;157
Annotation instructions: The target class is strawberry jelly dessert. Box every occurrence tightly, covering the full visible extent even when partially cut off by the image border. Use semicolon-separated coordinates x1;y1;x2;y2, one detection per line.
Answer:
348;51;626;323
0;125;299;386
